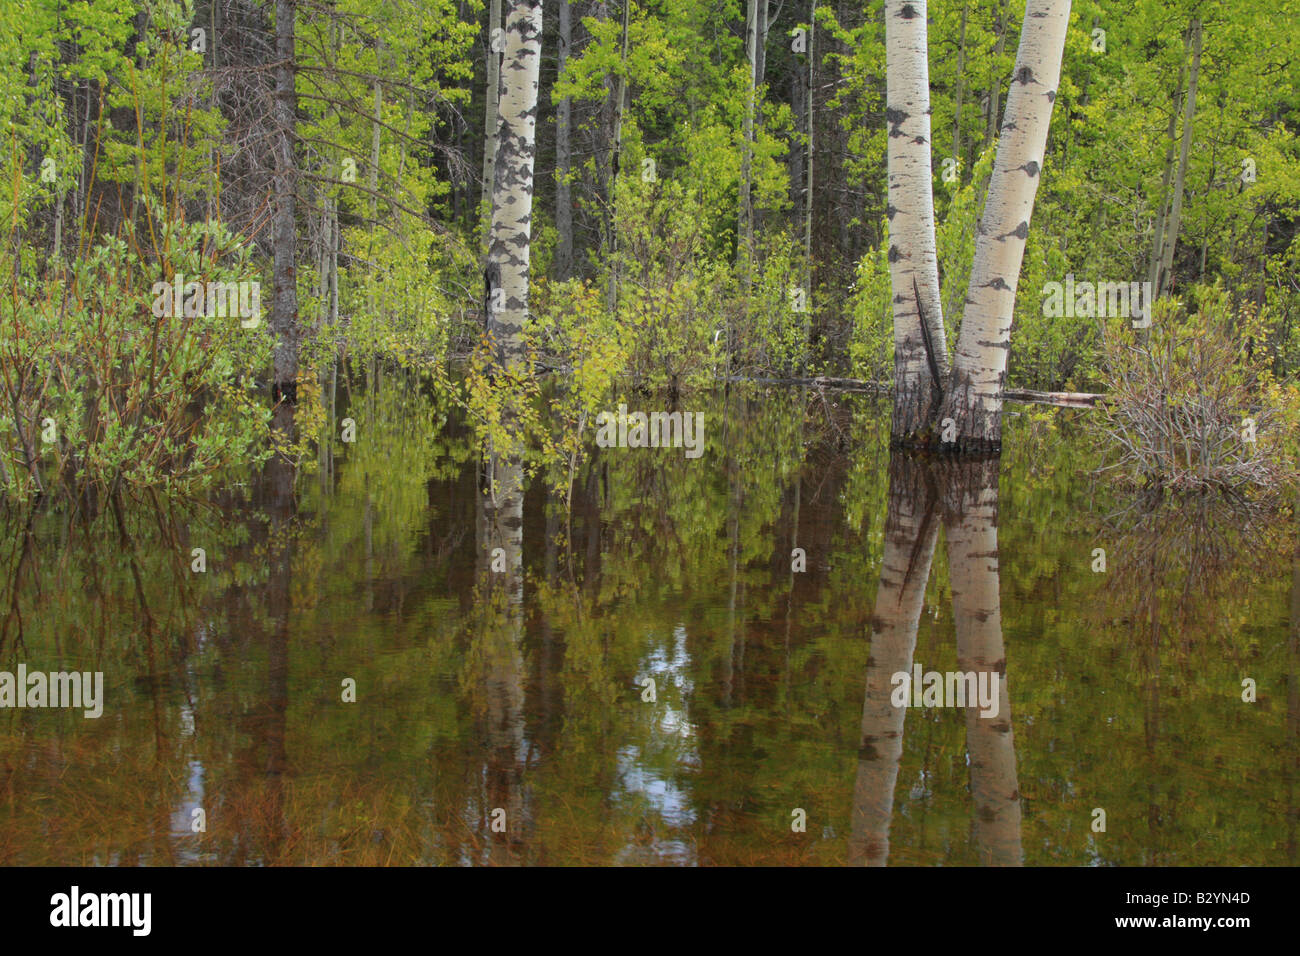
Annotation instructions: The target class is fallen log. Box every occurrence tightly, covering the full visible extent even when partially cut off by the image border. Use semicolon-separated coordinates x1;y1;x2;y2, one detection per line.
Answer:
1001;387;1106;407
723;375;1106;408
723;375;888;393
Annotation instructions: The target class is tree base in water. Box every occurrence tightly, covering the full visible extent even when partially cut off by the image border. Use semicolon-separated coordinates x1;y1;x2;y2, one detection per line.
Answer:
888;435;1003;459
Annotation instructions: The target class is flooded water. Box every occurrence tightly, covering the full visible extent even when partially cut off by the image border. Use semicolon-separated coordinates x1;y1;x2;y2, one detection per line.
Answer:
1;374;1296;865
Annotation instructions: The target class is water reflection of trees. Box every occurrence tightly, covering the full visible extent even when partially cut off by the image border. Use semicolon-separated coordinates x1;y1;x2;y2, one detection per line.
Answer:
2;375;1294;866
850;454;1021;866
470;452;527;864
1088;484;1293;864
0;375;465;865
1098;488;1285;652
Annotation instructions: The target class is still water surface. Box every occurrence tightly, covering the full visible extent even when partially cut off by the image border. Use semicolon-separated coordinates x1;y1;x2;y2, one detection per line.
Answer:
1;377;1295;865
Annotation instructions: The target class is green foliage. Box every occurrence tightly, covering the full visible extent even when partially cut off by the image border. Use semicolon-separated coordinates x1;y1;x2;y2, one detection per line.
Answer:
0;207;271;499
847;227;893;383
529;276;628;492
738;231;813;375
607;178;729;389
295;0;479;365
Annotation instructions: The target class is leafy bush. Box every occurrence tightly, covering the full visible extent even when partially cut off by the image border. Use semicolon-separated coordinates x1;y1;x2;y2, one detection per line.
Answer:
0;209;272;501
736;232;813;376
606;178;729;390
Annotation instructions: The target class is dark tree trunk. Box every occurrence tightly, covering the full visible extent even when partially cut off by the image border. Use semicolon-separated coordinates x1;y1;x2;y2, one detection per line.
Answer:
272;0;299;406
555;0;573;281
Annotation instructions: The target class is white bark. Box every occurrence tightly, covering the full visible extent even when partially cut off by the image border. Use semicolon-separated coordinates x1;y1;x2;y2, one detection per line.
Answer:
884;0;949;441
484;0;543;370
940;0;1070;451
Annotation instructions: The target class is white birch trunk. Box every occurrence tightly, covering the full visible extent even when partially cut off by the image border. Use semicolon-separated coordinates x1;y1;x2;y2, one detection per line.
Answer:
939;0;1070;451
484;0;543;371
884;0;949;441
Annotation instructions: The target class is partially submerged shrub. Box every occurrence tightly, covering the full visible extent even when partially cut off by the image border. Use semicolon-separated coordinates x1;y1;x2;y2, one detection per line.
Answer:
0;210;272;502
1094;286;1298;493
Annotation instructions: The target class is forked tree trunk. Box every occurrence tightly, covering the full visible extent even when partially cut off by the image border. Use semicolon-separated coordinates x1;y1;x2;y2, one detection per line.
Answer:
940;457;1022;865
1147;52;1186;295
848;453;939;865
884;0;950;442
1154;17;1202;299
484;0;543;371
937;0;1070;452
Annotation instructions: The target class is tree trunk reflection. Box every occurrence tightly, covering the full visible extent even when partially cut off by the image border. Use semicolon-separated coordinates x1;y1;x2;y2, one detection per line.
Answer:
851;453;1021;865
849;453;939;865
